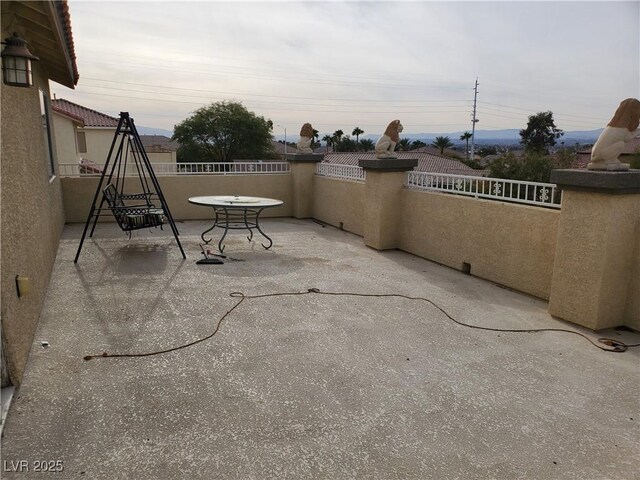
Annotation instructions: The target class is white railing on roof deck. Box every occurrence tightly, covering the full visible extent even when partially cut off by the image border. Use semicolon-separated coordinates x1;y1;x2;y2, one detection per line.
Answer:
315;163;365;182
406;172;562;209
58;161;291;177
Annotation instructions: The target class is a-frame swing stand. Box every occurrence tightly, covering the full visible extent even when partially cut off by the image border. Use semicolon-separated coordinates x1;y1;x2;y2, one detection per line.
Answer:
74;112;186;263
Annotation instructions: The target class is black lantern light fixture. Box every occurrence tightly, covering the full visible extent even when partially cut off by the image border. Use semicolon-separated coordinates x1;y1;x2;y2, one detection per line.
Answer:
1;33;39;87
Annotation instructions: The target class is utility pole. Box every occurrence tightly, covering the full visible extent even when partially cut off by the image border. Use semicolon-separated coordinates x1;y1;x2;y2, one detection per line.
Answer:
470;78;479;162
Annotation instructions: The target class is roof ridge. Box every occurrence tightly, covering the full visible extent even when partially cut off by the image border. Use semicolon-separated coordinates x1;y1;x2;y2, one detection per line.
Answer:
52;98;118;121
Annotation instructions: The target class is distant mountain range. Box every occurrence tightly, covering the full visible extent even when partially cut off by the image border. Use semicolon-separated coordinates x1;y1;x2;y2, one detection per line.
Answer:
137;126;174;137
143;126;603;148
356;129;604;147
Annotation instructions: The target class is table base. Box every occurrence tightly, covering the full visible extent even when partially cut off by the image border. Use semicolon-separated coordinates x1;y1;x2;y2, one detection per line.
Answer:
201;207;273;253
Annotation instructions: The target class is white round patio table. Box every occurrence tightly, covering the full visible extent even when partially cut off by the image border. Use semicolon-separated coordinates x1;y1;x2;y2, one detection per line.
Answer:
188;195;284;253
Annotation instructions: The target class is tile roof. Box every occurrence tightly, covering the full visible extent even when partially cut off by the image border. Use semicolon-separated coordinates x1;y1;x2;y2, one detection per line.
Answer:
51;104;84;126
571;137;640;169
56;0;79;85
271;140;292;155
140;135;180;151
51;99;118;128
322;152;486;176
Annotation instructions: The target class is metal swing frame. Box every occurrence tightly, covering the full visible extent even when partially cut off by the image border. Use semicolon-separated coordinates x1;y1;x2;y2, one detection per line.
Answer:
74;112;186;263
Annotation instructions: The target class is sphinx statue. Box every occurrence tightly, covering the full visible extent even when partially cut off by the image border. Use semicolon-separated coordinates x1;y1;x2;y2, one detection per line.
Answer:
588;98;640;171
375;120;403;159
296;123;314;154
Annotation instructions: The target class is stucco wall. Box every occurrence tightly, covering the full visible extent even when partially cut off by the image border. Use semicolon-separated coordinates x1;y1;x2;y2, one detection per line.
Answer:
81;127;115;164
399;190;560;300
1;64;66;384
147;151;177;164
52;112;79;164
312;176;364;236
624;213;639;330
62;174;294;223
80;129;175;166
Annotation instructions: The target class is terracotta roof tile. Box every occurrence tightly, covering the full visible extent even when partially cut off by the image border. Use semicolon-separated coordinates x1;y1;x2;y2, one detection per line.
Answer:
51;103;84;125
571;137;640;168
140;135;180;151
56;0;79;85
322;152;486;176
51;99;118;127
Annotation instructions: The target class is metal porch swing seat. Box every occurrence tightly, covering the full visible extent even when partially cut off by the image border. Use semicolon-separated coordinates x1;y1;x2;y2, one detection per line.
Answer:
74;112;186;263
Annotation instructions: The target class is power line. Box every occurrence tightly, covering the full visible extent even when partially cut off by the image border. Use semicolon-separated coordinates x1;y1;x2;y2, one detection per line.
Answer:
80;77;470;104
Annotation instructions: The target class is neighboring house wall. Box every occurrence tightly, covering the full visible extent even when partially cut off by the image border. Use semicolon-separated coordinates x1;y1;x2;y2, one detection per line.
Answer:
52;112;79;164
147;150;177;164
80;127;116;164
1;64;66;385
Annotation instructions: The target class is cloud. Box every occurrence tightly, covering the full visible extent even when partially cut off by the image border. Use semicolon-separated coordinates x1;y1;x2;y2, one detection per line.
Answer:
53;0;639;134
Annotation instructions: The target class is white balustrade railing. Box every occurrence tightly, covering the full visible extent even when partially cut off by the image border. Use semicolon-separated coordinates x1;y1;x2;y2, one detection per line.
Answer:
58;161;291;177
406;172;562;209
315;163;365;182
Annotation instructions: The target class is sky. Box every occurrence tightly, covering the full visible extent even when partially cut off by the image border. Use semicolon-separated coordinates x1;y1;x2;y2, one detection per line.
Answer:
51;1;640;137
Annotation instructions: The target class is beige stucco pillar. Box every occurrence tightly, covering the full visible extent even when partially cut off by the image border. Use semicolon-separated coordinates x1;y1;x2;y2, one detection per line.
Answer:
549;169;640;330
359;159;418;250
286;153;323;219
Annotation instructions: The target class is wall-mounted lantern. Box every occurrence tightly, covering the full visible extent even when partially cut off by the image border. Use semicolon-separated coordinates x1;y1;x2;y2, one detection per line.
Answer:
1;33;39;87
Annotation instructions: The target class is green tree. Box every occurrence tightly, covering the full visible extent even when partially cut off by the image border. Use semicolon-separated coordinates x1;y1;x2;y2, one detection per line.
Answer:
397;138;412;151
322;134;333;152
333;129;344;149
488;152;554;183
173;101;278;162
432;136;454;154
411;140;427;149
352;127;364;150
359;139;375;151
519;111;564;154
459;131;473;159
477;145;499;157
336;136;357;152
311;129;320;149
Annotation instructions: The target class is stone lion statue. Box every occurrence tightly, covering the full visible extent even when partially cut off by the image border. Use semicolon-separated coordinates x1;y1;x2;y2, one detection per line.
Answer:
588;98;640;171
375;120;403;159
296;123;314;154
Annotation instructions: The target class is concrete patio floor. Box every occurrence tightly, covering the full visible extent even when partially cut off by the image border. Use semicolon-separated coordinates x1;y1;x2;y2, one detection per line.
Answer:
2;219;639;479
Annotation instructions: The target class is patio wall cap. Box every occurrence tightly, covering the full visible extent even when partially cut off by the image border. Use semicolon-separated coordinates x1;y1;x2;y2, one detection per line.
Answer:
358;158;418;172
551;169;640;195
285;153;324;163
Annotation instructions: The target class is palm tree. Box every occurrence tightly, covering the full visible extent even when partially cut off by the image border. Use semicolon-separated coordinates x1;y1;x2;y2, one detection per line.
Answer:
352;127;364;151
332;130;344;152
411;140;427;149
359;139;375;151
312;129;320;149
460;131;473;160
397;138;412;151
322;134;332;152
432;136;454;155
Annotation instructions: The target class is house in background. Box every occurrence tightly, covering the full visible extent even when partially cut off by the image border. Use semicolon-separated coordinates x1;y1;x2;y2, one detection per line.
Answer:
51;98;117;167
51;99;84;164
51;100;179;172
322;152;486;177
139;134;179;163
573;137;640;169
1;0;79;388
271;139;294;159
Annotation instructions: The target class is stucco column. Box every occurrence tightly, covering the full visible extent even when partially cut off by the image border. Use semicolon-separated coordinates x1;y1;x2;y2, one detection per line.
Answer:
286;153;323;219
359;159;418;250
549;169;640;330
